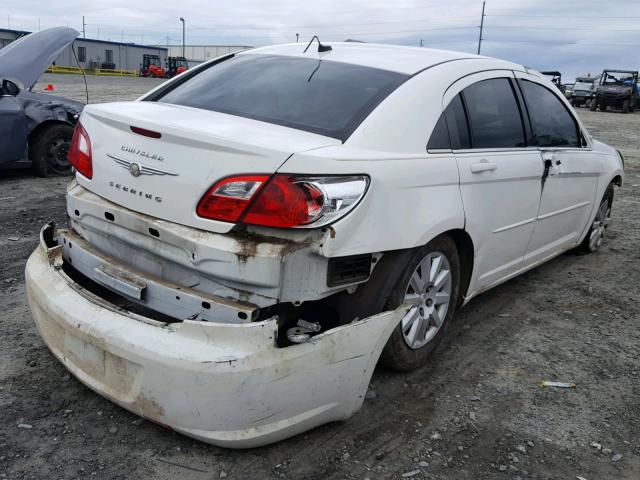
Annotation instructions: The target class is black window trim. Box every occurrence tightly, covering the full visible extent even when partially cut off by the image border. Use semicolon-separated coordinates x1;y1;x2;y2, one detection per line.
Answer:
515;77;588;150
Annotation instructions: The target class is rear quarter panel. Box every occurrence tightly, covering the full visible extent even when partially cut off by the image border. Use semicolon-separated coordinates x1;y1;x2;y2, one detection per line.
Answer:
281;146;464;257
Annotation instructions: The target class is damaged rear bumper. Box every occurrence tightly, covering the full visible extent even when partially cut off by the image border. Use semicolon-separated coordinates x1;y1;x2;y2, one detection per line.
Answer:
25;223;405;448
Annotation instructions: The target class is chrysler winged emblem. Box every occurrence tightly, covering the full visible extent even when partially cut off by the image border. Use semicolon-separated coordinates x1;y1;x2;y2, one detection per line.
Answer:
128;162;142;177
107;154;178;177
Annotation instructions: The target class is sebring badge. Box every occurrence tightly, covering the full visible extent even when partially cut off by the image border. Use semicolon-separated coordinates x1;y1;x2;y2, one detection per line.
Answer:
107;154;178;177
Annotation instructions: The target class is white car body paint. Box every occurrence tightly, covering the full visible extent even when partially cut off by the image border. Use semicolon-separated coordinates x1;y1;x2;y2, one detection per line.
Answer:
25;43;623;447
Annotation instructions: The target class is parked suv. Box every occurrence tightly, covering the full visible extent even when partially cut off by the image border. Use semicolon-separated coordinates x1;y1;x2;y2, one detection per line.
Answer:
26;44;623;448
571;76;599;107
590;69;638;113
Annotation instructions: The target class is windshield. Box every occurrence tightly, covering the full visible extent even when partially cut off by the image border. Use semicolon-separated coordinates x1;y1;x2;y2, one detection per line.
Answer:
574;81;593;91
149;57;160;67
602;72;635;86
156;54;408;141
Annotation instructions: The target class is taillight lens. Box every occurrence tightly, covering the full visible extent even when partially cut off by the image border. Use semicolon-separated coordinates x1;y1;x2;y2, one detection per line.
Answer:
196;175;269;222
68;122;92;179
196;174;369;228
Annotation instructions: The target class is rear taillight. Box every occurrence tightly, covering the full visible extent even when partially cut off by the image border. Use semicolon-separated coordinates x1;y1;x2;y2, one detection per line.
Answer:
196;174;369;228
196;175;270;223
68;122;92;179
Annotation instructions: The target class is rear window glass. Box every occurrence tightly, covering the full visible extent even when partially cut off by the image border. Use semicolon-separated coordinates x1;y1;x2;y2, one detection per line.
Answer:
155;54;409;141
462;78;525;149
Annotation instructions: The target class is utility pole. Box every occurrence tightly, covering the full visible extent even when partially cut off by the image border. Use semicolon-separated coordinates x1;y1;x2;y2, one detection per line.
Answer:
82;15;86;38
477;1;485;55
38;18;41;31
296;33;299;43
420;39;423;48
141;33;144;45
7;14;10;29
180;17;185;57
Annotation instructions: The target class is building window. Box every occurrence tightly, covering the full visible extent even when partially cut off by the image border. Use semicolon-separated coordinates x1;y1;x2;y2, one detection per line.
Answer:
77;46;86;62
105;49;113;63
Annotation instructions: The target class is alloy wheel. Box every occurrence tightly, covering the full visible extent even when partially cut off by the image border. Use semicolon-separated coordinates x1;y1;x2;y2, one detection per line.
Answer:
401;251;452;350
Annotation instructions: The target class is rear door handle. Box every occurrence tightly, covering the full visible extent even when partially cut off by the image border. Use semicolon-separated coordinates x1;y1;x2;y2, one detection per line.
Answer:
470;161;497;173
542;152;562;166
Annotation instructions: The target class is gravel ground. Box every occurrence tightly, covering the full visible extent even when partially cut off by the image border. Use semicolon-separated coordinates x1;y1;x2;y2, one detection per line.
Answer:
1;74;639;480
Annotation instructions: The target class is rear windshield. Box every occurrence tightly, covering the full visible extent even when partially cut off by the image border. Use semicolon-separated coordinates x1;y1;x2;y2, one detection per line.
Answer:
155;54;409;141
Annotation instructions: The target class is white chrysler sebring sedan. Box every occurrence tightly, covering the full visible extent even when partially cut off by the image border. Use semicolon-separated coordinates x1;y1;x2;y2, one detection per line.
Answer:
26;42;623;447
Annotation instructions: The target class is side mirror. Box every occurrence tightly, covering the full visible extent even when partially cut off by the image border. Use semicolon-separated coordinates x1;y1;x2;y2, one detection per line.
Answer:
1;79;20;96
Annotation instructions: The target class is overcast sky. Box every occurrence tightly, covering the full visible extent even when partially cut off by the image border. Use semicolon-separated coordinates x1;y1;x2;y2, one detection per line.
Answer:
5;0;640;80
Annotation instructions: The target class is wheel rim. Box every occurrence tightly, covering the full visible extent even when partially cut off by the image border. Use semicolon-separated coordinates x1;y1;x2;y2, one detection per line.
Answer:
47;136;72;175
401;251;452;350
588;199;611;251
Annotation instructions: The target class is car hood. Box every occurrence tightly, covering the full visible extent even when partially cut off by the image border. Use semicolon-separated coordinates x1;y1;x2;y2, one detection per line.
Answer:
0;27;79;90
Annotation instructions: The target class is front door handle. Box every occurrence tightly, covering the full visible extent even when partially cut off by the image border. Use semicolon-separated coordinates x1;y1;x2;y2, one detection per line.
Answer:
470;161;497;173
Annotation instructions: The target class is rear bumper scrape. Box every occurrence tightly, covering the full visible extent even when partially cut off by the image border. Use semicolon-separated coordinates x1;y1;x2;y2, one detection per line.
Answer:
25;222;407;448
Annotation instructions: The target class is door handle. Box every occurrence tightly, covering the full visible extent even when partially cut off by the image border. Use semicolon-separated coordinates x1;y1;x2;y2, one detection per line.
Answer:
470;161;497;173
542;153;562;166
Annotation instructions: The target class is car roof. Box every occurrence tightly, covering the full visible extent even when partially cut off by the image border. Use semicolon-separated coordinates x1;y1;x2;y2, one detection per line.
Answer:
240;42;512;75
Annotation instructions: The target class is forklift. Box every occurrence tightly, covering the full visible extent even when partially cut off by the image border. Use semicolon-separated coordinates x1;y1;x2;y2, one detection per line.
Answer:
140;54;166;78
166;56;189;78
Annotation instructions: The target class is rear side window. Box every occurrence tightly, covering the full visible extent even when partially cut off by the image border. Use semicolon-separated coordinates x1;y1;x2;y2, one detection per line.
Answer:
155;54;409;142
427;113;450;150
519;80;580;147
427;95;470;150
462;78;525;148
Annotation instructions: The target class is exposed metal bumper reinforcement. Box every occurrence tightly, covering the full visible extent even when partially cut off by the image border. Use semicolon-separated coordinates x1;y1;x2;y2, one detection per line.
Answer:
59;227;258;323
25;222;407;448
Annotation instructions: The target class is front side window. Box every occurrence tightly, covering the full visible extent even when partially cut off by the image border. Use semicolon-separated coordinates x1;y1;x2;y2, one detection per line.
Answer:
520;80;579;147
462;78;525;149
156;54;409;141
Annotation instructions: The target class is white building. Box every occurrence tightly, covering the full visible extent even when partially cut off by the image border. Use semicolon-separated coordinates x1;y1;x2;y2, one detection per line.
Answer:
1;27;167;71
168;45;251;66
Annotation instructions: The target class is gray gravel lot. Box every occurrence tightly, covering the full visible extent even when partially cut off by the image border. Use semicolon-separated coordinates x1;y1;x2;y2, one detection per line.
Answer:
34;72;165;103
1;73;639;479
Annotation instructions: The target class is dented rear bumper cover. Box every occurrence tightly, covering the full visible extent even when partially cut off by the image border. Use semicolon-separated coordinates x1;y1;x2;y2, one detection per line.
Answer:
25;224;405;448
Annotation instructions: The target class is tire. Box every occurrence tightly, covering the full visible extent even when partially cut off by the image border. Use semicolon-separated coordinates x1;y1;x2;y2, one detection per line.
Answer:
600;103;607;112
570;97;576;106
149;72;156;78
380;235;460;371
579;184;613;253
585;99;592;109
590;100;598;111
29;123;74;177
622;99;630;114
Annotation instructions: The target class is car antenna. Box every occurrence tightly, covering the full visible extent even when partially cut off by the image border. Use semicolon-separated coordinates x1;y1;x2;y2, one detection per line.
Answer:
303;36;332;53
71;44;89;104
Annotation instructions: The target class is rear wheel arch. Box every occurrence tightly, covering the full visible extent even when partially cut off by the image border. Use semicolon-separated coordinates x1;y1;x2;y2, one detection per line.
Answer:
446;229;475;307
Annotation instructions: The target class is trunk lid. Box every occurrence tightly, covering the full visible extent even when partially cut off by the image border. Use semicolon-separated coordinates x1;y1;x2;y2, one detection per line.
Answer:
77;101;341;233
